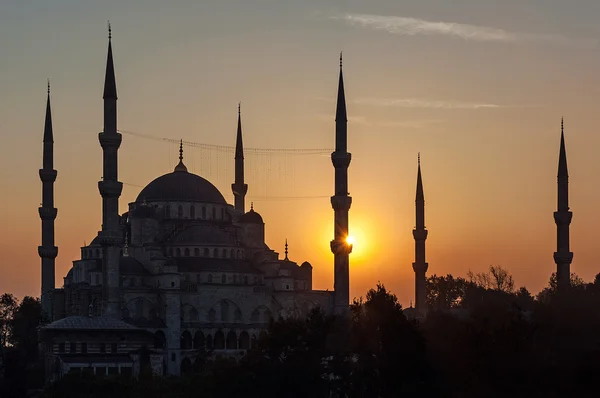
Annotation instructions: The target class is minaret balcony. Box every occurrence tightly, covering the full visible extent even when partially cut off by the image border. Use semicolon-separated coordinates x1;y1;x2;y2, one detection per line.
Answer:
98;131;122;148
331;152;352;168
330;196;352;211
38;207;58;220
553;251;573;264
412;229;428;240
98;180;123;198
38;245;58;259
231;183;248;196
330;239;353;255
553;211;573;224
412;262;429;273
39;169;57;182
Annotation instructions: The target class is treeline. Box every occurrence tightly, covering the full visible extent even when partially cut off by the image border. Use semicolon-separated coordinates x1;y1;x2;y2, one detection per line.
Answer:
4;267;600;397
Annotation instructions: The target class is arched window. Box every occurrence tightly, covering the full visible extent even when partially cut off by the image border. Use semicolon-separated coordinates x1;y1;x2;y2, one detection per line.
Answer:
203;248;209;257
226;331;237;349
167;247;173;257
194;248;199;256
165;205;170;218
244;275;248;285
237;250;241;259
95;249;100;257
176;248;181;257
193;331;205;350
184;248;190;257
221;274;226;284
178;205;183;218
221;208;225;220
180;331;192;350
201;207;206;219
214;331;225;349
208;274;213;283
212;207;216;220
239;332;250;350
190;205;195;219
221;249;226;258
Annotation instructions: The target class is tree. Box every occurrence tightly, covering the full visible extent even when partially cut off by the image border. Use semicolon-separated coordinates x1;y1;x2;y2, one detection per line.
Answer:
0;293;18;364
467;265;514;293
426;274;471;310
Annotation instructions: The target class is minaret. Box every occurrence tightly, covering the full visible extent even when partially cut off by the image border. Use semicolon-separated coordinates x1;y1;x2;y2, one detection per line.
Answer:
330;53;353;315
39;81;58;321
554;118;573;291
412;154;428;315
98;24;123;318
232;103;248;213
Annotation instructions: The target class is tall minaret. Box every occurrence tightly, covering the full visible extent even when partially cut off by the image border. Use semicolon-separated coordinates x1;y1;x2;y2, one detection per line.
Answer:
330;53;352;315
39;81;58;321
554;118;573;291
98;25;123;318
232;103;248;213
412;154;428;315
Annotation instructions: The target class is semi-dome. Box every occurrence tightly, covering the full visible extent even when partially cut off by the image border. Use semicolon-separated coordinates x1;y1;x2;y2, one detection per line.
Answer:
240;208;264;224
136;169;227;205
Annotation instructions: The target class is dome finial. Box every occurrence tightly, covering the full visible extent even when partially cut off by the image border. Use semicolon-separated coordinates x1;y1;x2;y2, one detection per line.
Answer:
250;202;254;211
174;139;188;172
284;239;289;260
339;51;343;68
47;79;50;95
108;21;112;40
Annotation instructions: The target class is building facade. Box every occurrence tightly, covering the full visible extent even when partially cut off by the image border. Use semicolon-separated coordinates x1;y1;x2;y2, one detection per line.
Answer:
40;31;352;379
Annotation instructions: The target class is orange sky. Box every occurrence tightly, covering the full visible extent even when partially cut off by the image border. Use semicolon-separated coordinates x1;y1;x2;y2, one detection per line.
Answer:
2;1;600;305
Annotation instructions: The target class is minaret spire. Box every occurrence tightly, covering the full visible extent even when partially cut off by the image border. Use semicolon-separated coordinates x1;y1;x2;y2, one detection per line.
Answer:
330;54;353;315
412;153;428;315
174;139;188;172
98;26;123;318
284;239;289;261
39;82;58;321
232;102;248;213
554;118;573;291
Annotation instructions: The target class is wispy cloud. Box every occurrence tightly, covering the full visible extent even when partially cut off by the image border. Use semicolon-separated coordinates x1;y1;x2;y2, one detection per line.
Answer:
315;113;441;129
354;98;505;110
334;13;596;48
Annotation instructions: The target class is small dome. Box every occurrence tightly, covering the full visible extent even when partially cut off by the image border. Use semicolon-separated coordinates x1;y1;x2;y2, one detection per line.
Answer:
301;261;312;269
136;170;226;204
240;208;263;224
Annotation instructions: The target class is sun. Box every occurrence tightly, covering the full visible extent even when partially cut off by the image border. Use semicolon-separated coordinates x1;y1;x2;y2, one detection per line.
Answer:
346;235;356;245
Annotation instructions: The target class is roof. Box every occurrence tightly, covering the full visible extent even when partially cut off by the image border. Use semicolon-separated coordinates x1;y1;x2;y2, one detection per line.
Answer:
239;209;263;224
42;316;141;331
175;257;261;274
120;257;149;275
136;169;226;204
59;355;133;364
171;224;236;245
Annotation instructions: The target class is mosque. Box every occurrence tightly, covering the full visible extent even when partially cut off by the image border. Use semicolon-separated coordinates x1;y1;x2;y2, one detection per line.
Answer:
36;27;573;381
37;30;353;379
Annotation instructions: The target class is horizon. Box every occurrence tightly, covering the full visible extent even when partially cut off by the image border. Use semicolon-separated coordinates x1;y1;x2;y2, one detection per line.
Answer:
3;0;600;305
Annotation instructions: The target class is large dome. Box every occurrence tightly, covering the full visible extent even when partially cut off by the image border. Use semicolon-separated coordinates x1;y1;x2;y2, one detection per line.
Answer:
136;168;227;205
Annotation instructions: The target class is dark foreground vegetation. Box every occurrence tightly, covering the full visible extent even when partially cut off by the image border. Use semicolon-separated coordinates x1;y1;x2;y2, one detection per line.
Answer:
2;267;600;397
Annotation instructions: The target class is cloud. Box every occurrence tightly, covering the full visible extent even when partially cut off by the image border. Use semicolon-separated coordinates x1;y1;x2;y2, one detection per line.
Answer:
354;98;504;110
334;13;596;48
315;113;441;128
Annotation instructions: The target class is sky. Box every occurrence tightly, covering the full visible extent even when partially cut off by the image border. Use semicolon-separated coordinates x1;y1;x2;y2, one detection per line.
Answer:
2;0;600;306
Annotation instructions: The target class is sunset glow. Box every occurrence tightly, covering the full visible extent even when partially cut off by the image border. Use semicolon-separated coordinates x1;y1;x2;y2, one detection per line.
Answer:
3;1;600;308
